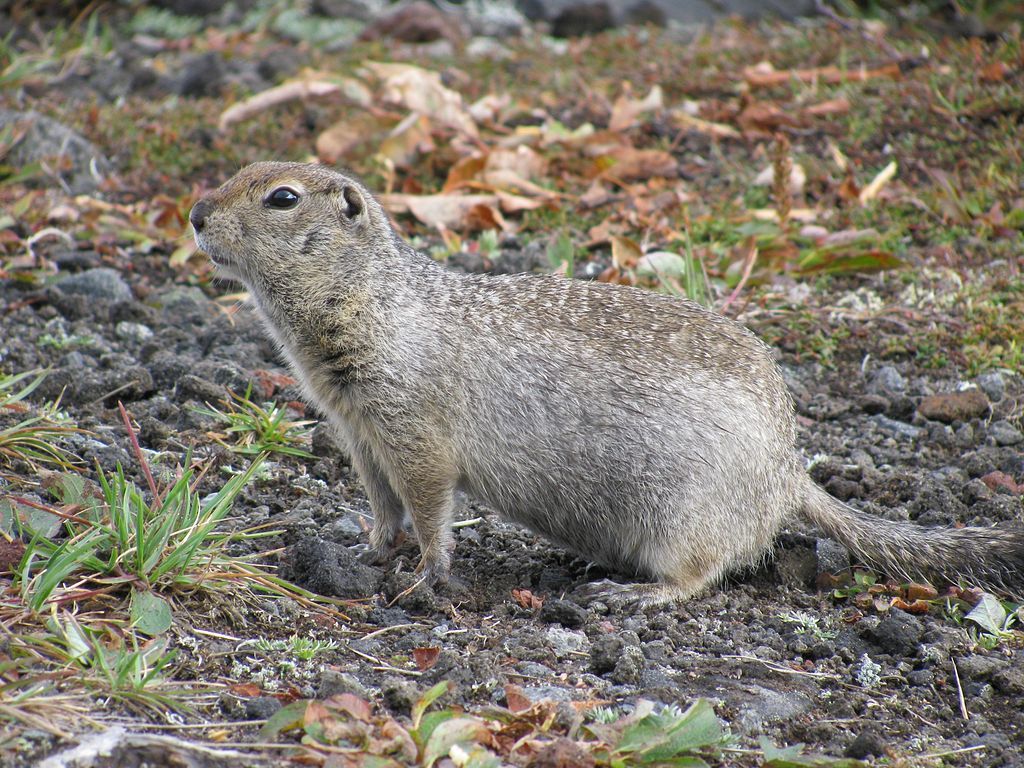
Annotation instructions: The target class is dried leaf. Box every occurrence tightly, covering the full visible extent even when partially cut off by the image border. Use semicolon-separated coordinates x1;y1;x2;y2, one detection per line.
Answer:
379;113;436;168
228;683;262;697
610;235;642;270
380;193;500;230
965;593;1007;636
504;684;532;714
803;97;851;117
601;146;678;181
463;202;507;232
668;109;740;140
219;73;342;131
859;160;897;204
316;113;387;164
744;60;901;88
511;588;543;610
609;84;663;132
326;693;374;722
443;154;488;193
411;647;440;672
890;597;932;614
980;61;1011;83
737;101;801;134
365;61;478;138
905;583;939;601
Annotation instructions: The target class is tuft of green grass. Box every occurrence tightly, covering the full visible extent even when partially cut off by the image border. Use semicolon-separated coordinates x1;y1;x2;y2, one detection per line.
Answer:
0;370;79;473
192;384;315;459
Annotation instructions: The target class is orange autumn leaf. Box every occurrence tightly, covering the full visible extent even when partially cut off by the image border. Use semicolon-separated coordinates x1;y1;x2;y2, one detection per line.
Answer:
412;646;441;671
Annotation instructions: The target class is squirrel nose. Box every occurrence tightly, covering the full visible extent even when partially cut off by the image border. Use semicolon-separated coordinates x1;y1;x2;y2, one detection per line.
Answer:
190;199;212;232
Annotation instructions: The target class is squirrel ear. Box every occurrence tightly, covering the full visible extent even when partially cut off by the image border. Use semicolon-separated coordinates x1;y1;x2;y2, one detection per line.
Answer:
340;185;365;220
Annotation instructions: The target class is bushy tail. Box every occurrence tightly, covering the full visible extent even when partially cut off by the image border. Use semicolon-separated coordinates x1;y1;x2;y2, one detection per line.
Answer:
799;480;1024;598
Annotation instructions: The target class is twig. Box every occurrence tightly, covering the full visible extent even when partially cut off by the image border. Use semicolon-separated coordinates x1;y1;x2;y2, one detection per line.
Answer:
719;240;758;316
951;658;969;720
361;622;426;641
118;402;161;506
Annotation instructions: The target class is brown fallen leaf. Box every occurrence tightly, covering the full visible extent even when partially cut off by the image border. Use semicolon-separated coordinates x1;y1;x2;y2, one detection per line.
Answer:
906;583;939;601
980;61;1011;83
316;112;388;164
511;588;543;610
891;597;932;614
218;73;342;131
744;60;902;88
380;193;500;229
464;202;507;231
379;113;435;168
802;97;852;117
443;154;488;193
325;693;374;722
668;109;740;140
600;146;678;181
365;61;478;138
736;101;801;134
505;684;533;714
412;646;441;671
610;235;642;270
609;84;663;132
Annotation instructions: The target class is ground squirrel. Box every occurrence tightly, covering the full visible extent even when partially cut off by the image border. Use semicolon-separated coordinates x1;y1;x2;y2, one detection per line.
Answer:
190;162;1024;605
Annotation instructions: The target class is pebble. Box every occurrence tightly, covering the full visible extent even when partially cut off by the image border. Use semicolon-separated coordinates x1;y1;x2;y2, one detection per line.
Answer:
55;268;132;302
870;414;922;440
976;371;1005;402
546;627;588;659
918;388;990;423
868;365;906;394
988;420;1023;446
114;321;154;343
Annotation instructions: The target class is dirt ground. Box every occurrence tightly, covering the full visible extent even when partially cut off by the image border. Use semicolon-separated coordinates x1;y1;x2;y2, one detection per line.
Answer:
1;3;1022;766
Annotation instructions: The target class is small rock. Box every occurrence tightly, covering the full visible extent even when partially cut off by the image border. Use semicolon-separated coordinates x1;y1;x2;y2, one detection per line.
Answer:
845;728;887;759
988;420;1023;446
816;538;851;580
177;52;226;98
918;388;990;424
868;365;906;394
866;611;924;656
244;696;282;720
610;645;645;685
312;422;349;458
281;537;383;599
552;1;614;37
955;655;1002;681
381;676;419;713
735;685;812;734
174;373;224;404
539;598;588;629
318;669;370;699
962;478;995;504
56;268;132;302
976;372;1005;402
589;634;624;674
0;109;112;194
114;321;154;343
859;394;889;415
358;1;463;44
546;627;589;659
870;414;921;440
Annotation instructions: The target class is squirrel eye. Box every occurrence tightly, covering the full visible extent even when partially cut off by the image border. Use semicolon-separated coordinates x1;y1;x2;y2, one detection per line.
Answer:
265;187;299;209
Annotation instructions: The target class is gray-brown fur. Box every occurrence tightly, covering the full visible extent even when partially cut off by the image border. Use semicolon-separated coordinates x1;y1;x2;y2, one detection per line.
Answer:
190;162;1024;603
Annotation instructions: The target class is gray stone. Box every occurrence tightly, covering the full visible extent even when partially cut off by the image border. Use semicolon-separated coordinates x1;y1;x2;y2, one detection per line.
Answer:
114;321;154;343
866;611;924;656
610;645;645;685
976;372;1005;402
539;598;589;628
281;536;383;600
546;627;589;659
816;537;851;578
735;684;812;734
318;669;371;699
0;110;112;194
870;414;922;440
868;365;906;394
989;420;1023;446
56;268;132;302
526;0;816;26
244;696;283;719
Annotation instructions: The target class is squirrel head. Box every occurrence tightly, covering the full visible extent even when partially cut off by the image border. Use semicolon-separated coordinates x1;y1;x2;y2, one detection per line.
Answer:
190;162;388;292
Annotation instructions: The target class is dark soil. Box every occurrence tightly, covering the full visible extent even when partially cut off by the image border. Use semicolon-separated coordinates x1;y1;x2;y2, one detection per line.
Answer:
1;4;1023;767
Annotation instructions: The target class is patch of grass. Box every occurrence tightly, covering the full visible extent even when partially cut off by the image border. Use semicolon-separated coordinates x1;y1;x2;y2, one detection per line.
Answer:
0;370;79;473
192;384;315;459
